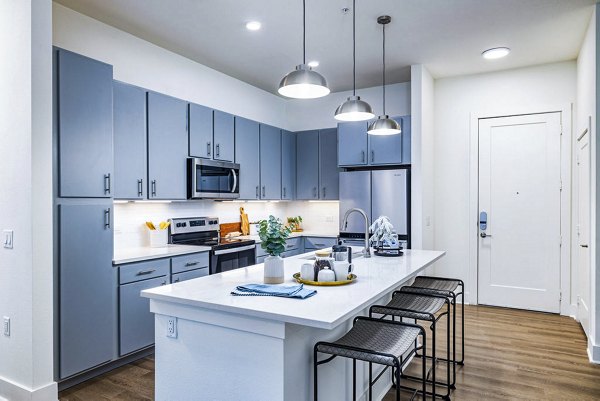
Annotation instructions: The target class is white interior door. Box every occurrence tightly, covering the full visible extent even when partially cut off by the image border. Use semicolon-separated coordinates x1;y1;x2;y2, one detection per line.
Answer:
478;113;561;313
576;127;591;334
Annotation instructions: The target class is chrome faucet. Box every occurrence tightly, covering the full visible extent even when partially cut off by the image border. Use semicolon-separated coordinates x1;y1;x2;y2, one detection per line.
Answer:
340;208;371;258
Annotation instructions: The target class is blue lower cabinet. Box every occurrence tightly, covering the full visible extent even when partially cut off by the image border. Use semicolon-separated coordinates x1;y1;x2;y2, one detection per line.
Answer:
119;275;169;356
304;237;337;250
171;252;209;274
172;268;208;283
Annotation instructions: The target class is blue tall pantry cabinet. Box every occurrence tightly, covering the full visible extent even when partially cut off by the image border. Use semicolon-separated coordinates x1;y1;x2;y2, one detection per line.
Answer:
54;48;116;381
235;117;260;199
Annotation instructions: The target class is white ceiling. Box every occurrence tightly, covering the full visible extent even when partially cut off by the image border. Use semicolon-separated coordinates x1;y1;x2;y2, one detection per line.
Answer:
54;0;595;94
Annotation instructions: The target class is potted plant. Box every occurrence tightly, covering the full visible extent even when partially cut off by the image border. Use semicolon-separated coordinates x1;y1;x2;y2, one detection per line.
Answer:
369;216;399;250
287;216;303;232
258;216;298;284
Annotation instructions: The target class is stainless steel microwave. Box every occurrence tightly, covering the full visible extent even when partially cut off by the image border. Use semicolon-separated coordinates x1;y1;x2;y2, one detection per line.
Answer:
187;158;240;199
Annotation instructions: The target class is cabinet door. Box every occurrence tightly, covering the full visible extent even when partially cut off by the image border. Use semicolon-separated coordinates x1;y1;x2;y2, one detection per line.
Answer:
337;121;368;166
296;130;320;200
113;81;147;199
172;268;208;283
368;116;402;165
213;110;235;162
319;129;339;200
259;124;282;200
189;103;213;159
57;49;113;198
235;117;260;199
147;92;188;200
59;202;114;378
281;131;297;200
401;116;411;164
119;276;168;356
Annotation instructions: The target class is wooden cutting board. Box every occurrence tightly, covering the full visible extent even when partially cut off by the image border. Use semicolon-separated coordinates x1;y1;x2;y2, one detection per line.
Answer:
220;222;242;238
240;207;250;235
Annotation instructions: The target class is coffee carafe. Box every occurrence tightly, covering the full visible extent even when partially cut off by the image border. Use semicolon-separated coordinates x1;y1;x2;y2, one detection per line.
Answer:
332;244;352;264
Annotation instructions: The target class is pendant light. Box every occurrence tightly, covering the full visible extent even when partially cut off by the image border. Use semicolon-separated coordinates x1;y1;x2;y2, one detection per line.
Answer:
334;0;374;121
368;15;401;135
278;0;330;99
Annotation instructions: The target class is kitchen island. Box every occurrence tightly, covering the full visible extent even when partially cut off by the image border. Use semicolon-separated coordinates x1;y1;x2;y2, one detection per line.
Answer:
142;249;445;401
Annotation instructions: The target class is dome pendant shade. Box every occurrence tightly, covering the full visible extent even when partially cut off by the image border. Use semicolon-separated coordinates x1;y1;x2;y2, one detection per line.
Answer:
278;64;330;99
334;96;375;121
367;115;401;135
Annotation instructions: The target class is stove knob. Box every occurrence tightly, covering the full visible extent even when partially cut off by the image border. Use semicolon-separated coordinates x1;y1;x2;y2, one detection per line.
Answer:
182;222;187;227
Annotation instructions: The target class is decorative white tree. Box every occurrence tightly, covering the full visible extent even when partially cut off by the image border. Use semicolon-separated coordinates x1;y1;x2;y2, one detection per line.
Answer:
369;216;397;249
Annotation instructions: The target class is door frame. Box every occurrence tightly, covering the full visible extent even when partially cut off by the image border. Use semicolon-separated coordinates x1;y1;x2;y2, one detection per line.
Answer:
468;104;573;316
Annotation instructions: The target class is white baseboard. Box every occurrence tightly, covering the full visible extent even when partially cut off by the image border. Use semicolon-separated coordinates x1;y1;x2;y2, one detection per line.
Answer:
588;338;600;364
0;376;57;401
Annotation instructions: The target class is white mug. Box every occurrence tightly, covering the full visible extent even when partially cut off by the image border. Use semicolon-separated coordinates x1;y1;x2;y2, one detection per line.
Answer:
300;263;314;281
333;261;350;281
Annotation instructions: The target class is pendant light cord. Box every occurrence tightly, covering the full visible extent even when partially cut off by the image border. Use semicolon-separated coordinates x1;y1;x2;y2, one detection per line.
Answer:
303;0;306;65
352;0;356;96
382;21;386;115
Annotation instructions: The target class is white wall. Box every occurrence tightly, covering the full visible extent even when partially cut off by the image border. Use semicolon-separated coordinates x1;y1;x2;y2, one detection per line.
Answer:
52;3;288;130
0;0;56;400
410;65;435;250
433;61;577;304
286;82;411;131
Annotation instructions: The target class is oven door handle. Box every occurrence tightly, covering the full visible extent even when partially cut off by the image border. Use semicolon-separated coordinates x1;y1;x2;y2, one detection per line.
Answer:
213;244;255;255
231;168;238;193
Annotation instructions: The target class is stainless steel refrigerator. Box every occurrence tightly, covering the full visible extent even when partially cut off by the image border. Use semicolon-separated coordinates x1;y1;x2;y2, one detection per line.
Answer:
339;168;410;248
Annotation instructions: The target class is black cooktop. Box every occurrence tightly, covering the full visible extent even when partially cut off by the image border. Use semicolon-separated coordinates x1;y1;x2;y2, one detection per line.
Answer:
179;237;255;251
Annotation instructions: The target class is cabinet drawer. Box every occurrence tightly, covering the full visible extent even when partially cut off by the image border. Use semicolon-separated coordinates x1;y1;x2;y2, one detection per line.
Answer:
304;237;337;250
171;252;209;274
172;267;209;283
281;249;302;259
119;275;168;356
256;244;267;258
284;237;302;251
256;255;267;264
119;258;169;284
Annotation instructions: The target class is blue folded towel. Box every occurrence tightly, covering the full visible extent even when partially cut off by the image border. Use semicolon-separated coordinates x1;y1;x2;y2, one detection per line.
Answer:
231;283;316;299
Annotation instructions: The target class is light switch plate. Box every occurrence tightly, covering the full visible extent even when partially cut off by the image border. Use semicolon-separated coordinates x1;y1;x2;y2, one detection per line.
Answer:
3;230;13;249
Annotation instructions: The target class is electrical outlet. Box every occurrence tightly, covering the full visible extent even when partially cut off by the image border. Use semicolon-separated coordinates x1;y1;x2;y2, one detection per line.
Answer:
3;317;10;337
3;230;13;249
167;317;177;338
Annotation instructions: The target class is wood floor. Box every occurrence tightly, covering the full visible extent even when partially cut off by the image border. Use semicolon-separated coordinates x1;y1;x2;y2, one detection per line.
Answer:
59;305;600;401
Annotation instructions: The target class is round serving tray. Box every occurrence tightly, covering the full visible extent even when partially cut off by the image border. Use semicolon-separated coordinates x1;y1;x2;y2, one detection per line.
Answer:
293;273;357;286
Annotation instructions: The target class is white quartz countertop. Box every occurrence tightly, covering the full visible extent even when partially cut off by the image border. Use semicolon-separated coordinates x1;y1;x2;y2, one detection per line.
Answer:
239;231;339;243
142;249;445;329
113;244;211;265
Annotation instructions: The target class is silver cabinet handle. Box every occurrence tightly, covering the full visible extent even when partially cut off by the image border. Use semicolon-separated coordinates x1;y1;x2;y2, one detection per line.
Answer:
136;269;156;276
322;187;326;198
137;179;143;197
283;187;286;198
216;143;220;158
371;150;375;163
262;186;266;197
161;280;167;285
174;278;180;283
151;180;157;197
207;142;211;157
256;186;259;198
185;261;200;267
314;243;326;247
313;187;317;198
361;150;365;163
104;173;111;195
104;208;111;229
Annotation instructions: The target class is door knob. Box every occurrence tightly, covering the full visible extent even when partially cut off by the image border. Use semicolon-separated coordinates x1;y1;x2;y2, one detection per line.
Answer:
580;244;589;248
480;232;492;238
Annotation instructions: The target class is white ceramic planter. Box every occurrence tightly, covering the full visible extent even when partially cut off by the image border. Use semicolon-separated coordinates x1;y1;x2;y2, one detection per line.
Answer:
263;255;285;284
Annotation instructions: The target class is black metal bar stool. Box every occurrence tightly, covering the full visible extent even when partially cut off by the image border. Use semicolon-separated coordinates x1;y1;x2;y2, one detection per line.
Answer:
370;288;452;400
314;316;427;401
409;276;465;388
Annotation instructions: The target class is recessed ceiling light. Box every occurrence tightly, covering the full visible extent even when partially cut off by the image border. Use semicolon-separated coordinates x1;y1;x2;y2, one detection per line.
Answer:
482;47;510;60
307;60;319;68
246;21;261;31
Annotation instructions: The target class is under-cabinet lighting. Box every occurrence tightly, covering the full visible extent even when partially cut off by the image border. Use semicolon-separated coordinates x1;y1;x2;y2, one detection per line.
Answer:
308;200;339;203
113;200;130;204
133;200;172;204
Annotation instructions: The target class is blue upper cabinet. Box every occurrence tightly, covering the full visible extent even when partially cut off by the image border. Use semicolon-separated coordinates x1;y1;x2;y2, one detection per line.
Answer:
235;117;260;200
56;49;113;198
259;124;282;200
281;131;296;200
319;129;339;200
296;130;320;200
147;92;188;200
337;121;368;167
213;110;235;162
189;103;214;159
113;81;147;200
338;117;411;167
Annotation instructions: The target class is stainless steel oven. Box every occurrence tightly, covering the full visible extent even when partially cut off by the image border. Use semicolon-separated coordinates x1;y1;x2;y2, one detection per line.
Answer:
187;158;240;199
211;244;256;275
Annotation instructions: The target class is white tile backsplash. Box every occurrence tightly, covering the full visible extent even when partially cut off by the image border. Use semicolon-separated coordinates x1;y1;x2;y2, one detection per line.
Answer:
114;200;340;248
